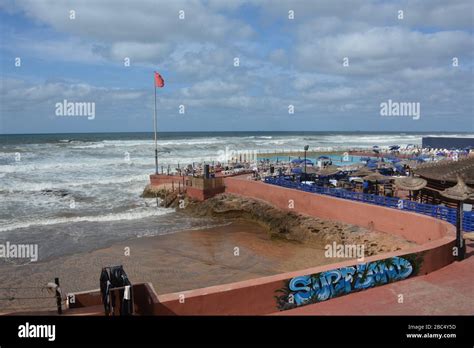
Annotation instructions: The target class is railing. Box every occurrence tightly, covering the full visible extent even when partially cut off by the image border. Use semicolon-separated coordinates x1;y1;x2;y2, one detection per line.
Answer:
264;177;474;232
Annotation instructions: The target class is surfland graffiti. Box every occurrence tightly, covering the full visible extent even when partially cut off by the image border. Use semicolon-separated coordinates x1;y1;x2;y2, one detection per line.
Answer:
275;255;422;311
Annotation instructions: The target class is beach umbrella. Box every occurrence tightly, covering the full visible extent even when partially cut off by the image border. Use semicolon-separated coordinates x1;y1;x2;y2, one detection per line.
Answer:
400;159;419;168
394;176;427;191
389;145;400;150
302;159;314;165
440;175;474;260
318;155;330;160
305;166;319;174
364;172;392;182
291;158;303;164
367;161;378;169
317;166;340;177
377;161;394;169
292;167;303;174
352;167;373;177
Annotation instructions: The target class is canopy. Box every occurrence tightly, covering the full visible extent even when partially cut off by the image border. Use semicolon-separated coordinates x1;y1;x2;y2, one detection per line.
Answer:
305;166;319;174
317;166;340;177
394;176;427;191
291;167;303;174
352;167;373;177
440;175;474;201
364;172;392;182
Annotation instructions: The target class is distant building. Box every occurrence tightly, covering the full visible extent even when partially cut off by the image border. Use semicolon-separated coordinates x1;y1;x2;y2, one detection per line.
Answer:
422;137;474;149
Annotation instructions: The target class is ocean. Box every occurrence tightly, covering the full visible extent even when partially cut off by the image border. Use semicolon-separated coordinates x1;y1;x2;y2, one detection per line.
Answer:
1;131;472;262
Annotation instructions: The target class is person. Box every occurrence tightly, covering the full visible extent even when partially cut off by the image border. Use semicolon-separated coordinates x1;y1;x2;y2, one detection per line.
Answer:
362;180;369;194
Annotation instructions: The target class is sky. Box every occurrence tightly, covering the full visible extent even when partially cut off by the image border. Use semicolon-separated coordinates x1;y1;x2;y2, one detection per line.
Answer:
0;0;473;134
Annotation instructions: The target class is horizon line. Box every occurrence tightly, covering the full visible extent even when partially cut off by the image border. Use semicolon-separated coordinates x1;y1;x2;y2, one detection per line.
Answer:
1;130;474;136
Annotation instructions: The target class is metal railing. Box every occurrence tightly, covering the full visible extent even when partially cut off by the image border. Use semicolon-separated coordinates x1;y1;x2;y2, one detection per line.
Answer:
264;177;474;232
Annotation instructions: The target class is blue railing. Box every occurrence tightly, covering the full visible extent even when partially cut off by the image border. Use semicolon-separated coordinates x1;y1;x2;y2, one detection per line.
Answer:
264;177;474;232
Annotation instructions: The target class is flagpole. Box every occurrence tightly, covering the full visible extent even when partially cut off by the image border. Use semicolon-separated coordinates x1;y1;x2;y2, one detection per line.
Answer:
153;76;158;175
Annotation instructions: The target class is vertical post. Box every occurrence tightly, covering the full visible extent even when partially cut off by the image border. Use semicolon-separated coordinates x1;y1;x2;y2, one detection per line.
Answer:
457;202;465;260
55;277;62;314
304;150;307;176
153;81;158;175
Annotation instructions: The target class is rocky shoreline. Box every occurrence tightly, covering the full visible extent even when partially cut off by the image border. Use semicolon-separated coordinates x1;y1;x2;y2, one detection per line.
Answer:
142;185;414;257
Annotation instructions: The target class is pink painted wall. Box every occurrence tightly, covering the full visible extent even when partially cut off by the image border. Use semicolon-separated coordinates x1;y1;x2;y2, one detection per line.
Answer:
223;178;451;245
141;177;456;315
149;178;456;315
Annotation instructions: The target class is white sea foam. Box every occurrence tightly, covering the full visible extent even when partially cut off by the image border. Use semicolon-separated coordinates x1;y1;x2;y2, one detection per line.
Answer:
0;208;171;232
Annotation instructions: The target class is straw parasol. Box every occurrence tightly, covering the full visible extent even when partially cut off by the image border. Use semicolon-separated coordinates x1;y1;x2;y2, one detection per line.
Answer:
317;165;340;177
377;161;394;169
399;159;419;169
440;175;473;201
363;172;392;182
305;166;319;174
394;176;427;191
440;175;473;260
352;167;373;177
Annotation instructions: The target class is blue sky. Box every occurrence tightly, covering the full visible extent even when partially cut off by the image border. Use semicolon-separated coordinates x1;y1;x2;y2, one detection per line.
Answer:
0;0;473;134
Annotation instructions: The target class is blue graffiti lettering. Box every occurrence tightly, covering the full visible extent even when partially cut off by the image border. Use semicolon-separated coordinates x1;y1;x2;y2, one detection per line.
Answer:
282;256;415;308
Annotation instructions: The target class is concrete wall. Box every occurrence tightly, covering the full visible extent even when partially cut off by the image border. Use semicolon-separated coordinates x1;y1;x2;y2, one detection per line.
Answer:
151;178;456;315
149;174;185;188
224;178;448;245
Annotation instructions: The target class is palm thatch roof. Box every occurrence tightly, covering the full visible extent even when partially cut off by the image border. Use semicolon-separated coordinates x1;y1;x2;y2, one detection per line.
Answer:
364;172;392;182
440;175;474;201
317;165;340;177
414;156;474;185
352;167;373;177
394;176;428;191
399;159;420;168
304;166;319;174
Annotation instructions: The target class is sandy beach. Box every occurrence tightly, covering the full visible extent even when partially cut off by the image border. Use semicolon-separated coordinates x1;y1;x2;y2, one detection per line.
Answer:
0;216;415;313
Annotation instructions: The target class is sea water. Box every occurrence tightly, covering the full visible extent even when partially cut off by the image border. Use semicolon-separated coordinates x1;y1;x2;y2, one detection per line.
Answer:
0;131;471;261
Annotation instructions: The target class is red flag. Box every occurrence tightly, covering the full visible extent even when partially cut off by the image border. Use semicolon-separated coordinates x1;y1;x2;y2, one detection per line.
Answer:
154;71;164;88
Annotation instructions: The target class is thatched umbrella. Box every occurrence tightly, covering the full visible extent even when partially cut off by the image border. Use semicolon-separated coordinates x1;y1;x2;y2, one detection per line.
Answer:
440;175;473;260
395;175;427;201
377;161;394;169
394;176;427;191
364;171;392;195
364;172;392;182
305;166;319;174
352;167;373;177
317;166;340;177
400;159;419;169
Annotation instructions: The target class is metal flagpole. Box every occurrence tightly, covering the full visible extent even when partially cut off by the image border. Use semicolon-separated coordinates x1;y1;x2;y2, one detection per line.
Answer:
153;76;158;175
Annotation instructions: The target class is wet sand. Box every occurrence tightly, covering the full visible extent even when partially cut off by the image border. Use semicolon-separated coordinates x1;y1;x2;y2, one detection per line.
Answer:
0;219;414;313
